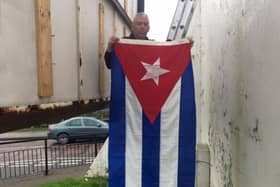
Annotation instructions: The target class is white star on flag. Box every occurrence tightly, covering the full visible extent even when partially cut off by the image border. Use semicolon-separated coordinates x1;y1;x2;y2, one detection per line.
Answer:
140;58;170;85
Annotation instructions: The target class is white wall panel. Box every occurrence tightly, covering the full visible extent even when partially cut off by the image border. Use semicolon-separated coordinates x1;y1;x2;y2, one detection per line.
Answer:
79;0;99;100
0;0;37;106
51;0;79;102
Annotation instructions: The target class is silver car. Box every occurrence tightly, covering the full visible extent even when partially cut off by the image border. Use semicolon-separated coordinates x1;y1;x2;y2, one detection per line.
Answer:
47;116;109;144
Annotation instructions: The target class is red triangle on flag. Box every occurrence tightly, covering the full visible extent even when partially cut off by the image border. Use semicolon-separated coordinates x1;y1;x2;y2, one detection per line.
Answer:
115;40;192;124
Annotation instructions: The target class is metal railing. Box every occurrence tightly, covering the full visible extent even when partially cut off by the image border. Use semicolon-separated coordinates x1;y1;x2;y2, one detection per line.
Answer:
0;137;105;179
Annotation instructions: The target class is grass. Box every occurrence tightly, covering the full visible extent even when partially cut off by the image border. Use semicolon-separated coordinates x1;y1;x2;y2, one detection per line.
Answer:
32;177;108;187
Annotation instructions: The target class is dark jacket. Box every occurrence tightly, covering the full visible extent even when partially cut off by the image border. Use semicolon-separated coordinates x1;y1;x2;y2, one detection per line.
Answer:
104;34;149;69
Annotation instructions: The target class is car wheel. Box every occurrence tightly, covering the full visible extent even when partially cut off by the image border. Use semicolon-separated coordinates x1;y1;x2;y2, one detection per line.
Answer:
57;133;69;144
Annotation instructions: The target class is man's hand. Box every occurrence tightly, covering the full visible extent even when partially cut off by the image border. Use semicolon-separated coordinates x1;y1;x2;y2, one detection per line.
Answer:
186;36;194;47
106;36;120;52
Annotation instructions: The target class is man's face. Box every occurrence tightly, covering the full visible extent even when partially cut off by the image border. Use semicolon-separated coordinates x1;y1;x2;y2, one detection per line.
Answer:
132;15;150;39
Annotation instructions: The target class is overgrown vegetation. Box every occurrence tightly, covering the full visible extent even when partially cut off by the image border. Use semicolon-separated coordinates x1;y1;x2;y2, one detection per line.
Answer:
32;177;108;187
83;108;109;121
16;124;48;132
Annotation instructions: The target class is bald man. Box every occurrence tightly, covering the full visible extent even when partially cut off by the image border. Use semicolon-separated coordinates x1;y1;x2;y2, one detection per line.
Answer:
104;12;150;69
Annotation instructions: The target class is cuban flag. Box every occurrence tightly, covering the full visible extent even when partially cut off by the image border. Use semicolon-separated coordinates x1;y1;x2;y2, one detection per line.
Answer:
109;39;196;187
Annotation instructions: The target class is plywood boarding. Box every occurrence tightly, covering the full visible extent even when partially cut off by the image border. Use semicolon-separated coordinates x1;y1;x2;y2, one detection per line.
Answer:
99;2;105;97
35;0;53;97
76;0;83;101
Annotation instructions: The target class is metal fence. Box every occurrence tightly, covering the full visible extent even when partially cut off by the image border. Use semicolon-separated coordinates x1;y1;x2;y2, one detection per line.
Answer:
0;137;104;179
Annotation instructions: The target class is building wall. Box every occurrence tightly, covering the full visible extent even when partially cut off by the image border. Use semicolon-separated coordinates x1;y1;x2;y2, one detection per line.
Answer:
0;0;135;107
190;0;280;186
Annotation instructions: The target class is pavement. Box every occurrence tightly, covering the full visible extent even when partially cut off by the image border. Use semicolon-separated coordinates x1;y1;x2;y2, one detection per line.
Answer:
0;131;48;140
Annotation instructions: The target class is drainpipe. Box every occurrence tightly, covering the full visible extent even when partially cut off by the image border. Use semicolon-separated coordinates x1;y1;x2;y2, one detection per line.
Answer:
137;0;145;12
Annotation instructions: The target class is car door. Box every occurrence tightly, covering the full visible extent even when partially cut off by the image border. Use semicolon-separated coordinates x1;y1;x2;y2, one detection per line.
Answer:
64;118;83;137
82;118;106;137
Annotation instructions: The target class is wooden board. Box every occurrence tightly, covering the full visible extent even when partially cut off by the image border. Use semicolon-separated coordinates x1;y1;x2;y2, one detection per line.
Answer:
99;2;105;97
35;0;53;97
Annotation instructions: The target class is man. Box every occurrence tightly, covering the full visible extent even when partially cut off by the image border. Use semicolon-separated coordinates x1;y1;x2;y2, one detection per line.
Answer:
107;12;196;187
104;12;150;69
104;12;193;69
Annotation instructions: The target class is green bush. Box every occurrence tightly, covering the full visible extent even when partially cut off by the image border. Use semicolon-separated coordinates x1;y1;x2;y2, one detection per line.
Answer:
83;108;109;121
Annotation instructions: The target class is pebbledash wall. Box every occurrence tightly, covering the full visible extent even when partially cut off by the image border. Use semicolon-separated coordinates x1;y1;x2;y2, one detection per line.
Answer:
190;0;280;186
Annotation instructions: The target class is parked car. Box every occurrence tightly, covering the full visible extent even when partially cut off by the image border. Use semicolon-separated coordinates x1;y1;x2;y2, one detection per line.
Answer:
47;116;109;144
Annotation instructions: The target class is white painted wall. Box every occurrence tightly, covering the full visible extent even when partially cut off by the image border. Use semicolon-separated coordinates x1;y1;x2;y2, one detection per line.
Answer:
190;0;280;186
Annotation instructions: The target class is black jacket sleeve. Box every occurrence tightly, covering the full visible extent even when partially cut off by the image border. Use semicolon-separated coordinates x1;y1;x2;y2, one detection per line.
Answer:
104;51;112;69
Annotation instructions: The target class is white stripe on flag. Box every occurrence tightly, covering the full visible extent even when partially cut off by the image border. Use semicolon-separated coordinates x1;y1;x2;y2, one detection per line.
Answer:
160;78;181;187
125;78;142;187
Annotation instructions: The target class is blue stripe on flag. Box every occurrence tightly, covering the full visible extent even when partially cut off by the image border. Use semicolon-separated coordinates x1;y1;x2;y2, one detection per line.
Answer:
109;51;126;187
142;113;161;187
178;61;196;186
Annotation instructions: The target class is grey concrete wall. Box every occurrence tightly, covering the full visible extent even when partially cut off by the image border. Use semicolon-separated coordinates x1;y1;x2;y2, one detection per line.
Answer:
190;0;280;186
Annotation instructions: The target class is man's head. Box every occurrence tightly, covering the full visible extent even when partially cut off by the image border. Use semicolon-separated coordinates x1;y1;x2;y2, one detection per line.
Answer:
131;12;150;39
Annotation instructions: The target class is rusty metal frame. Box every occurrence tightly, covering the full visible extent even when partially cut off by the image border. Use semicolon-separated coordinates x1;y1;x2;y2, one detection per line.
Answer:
108;0;132;29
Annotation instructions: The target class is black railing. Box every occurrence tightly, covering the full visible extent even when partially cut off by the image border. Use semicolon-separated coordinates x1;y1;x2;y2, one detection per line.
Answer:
0;137;105;179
